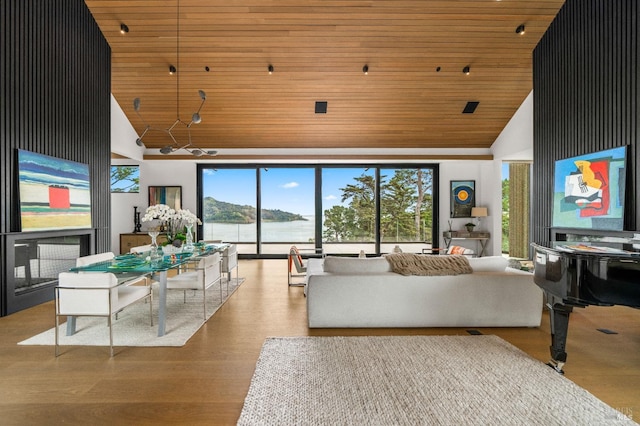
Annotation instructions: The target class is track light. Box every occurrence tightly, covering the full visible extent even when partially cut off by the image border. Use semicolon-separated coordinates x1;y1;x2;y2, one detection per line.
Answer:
268;64;274;74
169;65;176;75
363;65;369;75
120;23;129;34
463;66;470;75
516;24;526;35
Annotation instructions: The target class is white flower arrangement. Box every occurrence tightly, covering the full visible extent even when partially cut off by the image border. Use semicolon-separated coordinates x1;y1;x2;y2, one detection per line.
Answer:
142;204;202;244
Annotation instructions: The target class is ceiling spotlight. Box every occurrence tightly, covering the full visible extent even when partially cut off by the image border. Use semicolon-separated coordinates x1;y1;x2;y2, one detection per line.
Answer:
159;146;174;155
135;138;145;147
463;66;470;75
363;65;369;75
436;66;441;72
120;24;129;34
205;66;210;72
516;24;526;35
169;65;177;75
268;64;274;74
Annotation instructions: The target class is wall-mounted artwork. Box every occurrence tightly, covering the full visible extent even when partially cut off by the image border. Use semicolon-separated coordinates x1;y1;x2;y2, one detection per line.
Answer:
149;186;182;210
552;146;627;231
110;165;140;193
450;180;475;218
17;150;92;231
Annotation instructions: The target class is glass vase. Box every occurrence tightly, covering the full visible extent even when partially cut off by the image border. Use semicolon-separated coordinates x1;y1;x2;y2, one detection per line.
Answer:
148;230;162;261
184;225;194;252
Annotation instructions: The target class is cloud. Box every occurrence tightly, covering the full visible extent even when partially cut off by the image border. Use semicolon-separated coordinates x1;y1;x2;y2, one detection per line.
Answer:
281;182;299;189
325;195;337;200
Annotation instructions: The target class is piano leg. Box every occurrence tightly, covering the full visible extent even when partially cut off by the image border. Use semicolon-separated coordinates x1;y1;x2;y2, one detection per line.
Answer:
547;299;573;374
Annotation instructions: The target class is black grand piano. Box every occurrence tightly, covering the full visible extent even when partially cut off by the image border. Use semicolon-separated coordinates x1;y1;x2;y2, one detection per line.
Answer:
531;242;640;373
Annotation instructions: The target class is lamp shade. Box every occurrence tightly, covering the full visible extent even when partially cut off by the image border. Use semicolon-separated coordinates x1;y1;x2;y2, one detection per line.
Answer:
471;207;488;217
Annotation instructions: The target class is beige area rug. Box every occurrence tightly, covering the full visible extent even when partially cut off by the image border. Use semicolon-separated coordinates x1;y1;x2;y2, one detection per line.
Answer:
238;335;636;425
19;277;244;348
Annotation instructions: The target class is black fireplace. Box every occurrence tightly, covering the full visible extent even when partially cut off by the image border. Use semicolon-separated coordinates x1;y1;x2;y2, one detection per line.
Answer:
3;230;92;315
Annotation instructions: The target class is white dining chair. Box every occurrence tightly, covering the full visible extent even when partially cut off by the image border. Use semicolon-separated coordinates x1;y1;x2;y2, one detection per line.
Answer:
165;252;222;320
55;272;153;356
130;244;152;254
221;244;238;289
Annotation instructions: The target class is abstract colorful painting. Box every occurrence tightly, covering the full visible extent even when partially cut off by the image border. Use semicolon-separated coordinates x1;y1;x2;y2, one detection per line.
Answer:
18;150;92;231
450;180;475;218
552;146;626;231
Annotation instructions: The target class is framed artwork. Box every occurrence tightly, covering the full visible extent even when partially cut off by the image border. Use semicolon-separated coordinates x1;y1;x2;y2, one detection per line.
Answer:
17;149;92;231
450;180;475;218
552;146;627;231
110;165;140;193
149;186;182;210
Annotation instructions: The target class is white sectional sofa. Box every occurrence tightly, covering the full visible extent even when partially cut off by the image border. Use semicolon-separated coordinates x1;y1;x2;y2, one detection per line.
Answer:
305;255;543;328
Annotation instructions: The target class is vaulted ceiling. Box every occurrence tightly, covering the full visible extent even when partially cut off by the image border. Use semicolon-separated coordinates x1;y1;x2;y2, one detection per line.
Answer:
86;0;565;160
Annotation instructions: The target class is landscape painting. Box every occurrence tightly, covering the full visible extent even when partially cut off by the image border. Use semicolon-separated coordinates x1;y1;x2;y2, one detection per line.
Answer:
552;146;626;231
18;150;92;231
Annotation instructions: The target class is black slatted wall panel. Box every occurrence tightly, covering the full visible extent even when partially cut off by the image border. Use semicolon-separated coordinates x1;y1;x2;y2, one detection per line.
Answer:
1;0;111;314
532;0;639;244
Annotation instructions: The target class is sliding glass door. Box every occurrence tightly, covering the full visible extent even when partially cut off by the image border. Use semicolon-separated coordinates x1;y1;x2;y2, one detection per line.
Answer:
379;168;434;254
322;168;376;255
200;168;257;254
260;167;316;254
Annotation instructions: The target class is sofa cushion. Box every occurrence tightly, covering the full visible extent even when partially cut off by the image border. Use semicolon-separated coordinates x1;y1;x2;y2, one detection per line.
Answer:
467;256;508;272
323;256;391;274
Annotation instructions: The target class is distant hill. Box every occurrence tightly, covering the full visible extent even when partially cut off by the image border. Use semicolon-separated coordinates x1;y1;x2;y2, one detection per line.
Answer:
202;197;307;223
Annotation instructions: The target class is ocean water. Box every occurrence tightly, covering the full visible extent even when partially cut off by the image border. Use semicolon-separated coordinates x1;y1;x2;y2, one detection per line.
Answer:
201;216;316;243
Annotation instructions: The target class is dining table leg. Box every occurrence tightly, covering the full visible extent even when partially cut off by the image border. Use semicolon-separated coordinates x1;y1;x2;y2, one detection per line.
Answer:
157;270;168;336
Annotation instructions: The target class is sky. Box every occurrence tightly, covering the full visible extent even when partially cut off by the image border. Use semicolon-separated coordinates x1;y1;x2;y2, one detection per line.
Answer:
201;168;376;216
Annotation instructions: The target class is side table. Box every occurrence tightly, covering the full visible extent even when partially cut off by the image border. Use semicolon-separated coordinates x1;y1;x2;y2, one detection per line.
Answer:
443;231;490;257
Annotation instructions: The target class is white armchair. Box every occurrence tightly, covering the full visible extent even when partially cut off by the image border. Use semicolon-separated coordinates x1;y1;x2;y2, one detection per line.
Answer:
165;252;222;320
55;272;153;356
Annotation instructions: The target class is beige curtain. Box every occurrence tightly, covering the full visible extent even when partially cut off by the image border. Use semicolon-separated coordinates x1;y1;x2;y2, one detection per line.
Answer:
508;163;530;259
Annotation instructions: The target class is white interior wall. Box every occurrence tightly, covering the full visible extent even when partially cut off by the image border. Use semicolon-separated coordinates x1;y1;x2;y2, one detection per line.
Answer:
110;92;535;256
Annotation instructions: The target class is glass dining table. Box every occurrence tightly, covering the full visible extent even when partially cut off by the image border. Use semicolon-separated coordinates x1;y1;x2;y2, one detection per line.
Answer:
68;243;229;337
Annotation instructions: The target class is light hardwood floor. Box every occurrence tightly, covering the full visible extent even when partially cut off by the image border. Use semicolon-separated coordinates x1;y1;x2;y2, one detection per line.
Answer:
0;259;638;425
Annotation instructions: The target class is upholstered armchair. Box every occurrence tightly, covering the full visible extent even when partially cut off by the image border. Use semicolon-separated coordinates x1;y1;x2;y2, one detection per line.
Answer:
55;272;153;356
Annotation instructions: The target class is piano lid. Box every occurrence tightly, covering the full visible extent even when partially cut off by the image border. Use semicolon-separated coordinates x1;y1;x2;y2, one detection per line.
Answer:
532;243;640;308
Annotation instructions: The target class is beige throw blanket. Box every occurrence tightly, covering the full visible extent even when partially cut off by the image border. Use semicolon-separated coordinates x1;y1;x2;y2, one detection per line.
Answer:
385;253;472;276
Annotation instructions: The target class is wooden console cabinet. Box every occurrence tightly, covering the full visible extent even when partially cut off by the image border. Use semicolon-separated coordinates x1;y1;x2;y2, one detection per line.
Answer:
119;233;166;255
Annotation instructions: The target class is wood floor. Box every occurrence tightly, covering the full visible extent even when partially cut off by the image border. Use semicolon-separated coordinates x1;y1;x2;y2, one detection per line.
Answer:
1;259;638;425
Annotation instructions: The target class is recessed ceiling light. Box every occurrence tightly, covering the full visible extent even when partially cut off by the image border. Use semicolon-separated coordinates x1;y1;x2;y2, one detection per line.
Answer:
516;24;526;35
463;66;470;75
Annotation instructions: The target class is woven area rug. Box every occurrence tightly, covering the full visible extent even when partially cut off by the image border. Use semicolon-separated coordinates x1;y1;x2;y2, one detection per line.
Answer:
238;335;636;425
19;277;244;348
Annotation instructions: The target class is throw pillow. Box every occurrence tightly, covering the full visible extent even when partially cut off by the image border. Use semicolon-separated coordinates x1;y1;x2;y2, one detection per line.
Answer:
467;256;508;272
448;245;474;255
323;256;391;274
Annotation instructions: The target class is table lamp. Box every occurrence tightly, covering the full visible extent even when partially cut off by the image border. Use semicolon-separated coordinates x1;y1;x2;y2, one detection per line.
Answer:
471;207;488;229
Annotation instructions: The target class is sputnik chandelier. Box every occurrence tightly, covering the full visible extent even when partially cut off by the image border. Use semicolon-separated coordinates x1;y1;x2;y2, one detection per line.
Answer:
133;0;216;157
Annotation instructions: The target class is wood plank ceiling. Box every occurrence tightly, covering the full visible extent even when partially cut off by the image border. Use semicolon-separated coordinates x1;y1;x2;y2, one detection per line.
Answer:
85;0;566;160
